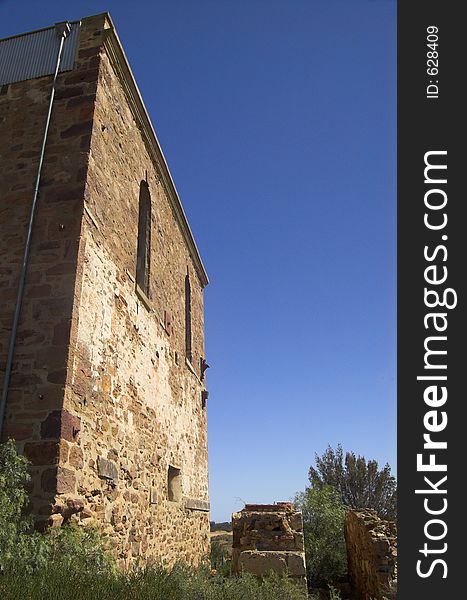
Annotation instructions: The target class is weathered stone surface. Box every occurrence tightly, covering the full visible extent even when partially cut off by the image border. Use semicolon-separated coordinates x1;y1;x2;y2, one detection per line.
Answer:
69;445;84;469
60;411;81;442
185;498;210;512
97;457;119;484
287;552;307;577
41;466;76;494
239;551;287;576
48;513;64;528
232;504;307;584
244;502;294;512
345;509;397;600
41;469;57;493
1;422;33;441
52;497;85;519
237;550;306;578
24;441;60;465
56;467;77;494
40;411;62;439
40;410;81;442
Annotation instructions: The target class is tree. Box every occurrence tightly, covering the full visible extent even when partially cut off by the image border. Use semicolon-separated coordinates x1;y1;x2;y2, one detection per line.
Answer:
308;444;397;520
294;485;347;585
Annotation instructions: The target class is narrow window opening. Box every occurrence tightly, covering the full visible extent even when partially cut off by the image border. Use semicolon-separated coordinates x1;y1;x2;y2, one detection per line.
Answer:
136;180;151;296
167;466;182;502
185;272;192;362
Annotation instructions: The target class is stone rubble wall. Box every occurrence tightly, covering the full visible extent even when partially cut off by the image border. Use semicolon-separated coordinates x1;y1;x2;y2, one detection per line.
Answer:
232;503;307;584
344;509;397;600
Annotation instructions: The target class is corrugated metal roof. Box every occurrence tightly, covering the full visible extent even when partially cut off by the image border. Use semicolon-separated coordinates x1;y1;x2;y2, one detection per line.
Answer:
0;22;80;86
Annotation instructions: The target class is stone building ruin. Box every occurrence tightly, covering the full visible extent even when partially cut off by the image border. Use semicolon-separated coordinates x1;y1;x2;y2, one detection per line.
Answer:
231;503;397;600
232;503;307;585
0;13;210;567
345;510;397;600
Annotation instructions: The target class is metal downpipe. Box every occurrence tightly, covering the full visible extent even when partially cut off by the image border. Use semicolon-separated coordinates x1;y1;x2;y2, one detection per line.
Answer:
0;22;71;440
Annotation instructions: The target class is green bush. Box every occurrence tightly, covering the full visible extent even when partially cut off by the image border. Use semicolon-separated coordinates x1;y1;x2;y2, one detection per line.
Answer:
295;485;347;586
0;439;33;572
328;584;343;600
309;586;342;600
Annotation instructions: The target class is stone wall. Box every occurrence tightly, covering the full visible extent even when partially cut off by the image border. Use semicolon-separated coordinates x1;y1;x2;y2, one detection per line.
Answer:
1;13;210;568
232;503;307;584
0;13;106;517
344;510;397;600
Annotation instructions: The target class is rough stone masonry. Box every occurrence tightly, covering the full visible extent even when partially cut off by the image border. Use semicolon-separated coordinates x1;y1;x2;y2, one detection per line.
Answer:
232;503;307;584
0;13;210;568
344;509;397;600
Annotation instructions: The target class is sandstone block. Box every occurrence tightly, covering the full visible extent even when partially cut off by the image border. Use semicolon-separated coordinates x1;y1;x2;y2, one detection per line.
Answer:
48;514;64;528
41;466;76;494
2;422;33;441
24;441;60;465
41;410;81;441
232;504;307;584
239;551;287;576
286;552;307;577
97;456;118;484
69;445;84;469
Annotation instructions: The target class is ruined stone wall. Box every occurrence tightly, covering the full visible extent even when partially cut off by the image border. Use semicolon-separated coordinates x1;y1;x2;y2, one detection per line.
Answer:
0;14;106;517
232;503;307;583
344;510;397;600
1;13;210;568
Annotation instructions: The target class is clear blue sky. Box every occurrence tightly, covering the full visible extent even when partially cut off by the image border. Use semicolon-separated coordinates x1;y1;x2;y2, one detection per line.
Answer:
1;0;396;522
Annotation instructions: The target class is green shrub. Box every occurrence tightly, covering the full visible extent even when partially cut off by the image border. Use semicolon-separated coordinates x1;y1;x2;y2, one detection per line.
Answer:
295;485;347;586
0;439;33;572
45;523;117;574
328;584;342;600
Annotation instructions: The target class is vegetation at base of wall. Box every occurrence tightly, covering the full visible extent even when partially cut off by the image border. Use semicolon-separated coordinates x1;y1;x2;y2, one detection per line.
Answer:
308;585;343;600
308;444;397;520
294;485;347;586
327;584;343;600
1;564;308;600
1;440;306;599
210;538;232;577
0;439;116;577
0;438;32;571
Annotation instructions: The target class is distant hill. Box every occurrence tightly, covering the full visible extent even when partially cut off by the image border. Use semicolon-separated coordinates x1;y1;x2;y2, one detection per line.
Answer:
210;521;232;532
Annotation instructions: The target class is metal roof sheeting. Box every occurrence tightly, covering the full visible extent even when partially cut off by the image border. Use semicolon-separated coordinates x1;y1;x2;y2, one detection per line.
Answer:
0;22;80;86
